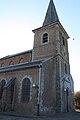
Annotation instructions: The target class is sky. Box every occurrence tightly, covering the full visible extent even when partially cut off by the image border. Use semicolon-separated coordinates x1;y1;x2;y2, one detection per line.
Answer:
0;0;80;91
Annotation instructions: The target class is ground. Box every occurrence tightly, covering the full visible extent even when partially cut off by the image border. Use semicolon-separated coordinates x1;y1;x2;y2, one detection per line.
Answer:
0;112;80;120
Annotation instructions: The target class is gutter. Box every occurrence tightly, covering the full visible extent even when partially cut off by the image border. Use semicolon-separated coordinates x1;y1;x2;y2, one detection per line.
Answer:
0;61;42;73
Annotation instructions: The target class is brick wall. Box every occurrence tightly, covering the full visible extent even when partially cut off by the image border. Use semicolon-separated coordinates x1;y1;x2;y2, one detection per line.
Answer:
42;57;56;113
0;51;32;67
0;66;39;114
33;24;56;60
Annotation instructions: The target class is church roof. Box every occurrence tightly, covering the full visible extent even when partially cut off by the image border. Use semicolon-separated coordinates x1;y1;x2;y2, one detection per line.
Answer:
0;50;32;60
43;0;59;26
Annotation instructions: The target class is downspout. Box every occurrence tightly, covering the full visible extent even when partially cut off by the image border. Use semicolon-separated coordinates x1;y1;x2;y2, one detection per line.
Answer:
38;64;42;115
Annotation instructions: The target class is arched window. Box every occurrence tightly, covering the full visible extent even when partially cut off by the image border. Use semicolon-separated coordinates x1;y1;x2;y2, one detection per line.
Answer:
21;78;30;102
0;80;6;99
19;58;24;63
9;61;13;66
1;63;4;67
42;33;48;43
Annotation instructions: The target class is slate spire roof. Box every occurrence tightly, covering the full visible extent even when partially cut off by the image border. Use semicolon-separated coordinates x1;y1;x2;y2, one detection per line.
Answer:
43;0;59;26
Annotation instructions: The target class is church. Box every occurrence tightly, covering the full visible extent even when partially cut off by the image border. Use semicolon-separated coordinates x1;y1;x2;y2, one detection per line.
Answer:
0;0;74;115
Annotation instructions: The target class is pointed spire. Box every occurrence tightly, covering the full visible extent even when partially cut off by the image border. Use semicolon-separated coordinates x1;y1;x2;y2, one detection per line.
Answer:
43;0;59;26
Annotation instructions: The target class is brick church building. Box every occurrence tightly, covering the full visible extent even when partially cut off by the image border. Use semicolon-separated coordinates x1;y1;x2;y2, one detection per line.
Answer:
0;0;74;115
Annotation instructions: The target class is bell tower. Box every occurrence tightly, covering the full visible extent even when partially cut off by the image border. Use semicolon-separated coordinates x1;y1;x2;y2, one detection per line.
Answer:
32;0;69;62
32;0;74;112
32;0;60;60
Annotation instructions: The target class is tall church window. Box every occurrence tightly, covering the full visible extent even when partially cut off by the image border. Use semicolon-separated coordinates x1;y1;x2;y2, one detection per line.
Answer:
21;78;30;102
0;80;6;99
42;33;48;43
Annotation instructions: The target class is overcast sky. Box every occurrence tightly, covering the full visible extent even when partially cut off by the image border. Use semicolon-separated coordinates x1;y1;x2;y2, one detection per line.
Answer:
0;0;80;91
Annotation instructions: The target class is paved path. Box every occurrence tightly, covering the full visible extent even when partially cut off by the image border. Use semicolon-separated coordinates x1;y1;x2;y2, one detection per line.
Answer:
0;112;80;120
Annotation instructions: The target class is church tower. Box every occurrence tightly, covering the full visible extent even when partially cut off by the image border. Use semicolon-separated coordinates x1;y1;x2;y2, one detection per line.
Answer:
32;0;74;113
32;0;69;62
32;0;60;60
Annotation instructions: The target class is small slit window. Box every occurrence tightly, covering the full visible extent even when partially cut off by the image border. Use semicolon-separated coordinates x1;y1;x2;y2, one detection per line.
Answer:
42;33;48;43
65;63;67;74
62;37;65;46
